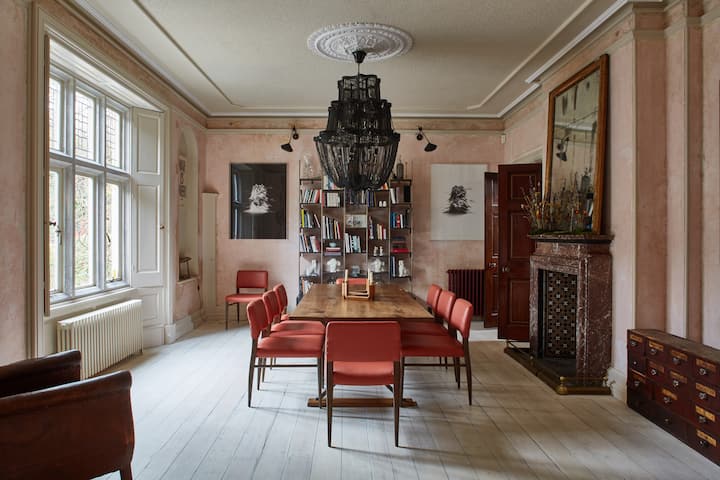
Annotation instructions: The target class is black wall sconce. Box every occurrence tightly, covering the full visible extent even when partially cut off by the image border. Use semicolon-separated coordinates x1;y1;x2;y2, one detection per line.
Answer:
416;126;437;152
281;126;299;152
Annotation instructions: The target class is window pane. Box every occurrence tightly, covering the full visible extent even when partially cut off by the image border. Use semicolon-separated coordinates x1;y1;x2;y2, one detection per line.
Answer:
74;175;95;288
74;91;95;160
49;170;61;293
105;108;122;168
106;182;122;282
48;78;62;151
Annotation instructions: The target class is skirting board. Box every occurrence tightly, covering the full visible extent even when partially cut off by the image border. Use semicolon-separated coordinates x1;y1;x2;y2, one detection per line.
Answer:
607;366;627;402
165;314;195;344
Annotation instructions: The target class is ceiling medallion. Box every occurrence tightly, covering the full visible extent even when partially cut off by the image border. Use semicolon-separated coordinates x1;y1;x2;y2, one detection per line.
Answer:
307;22;413;62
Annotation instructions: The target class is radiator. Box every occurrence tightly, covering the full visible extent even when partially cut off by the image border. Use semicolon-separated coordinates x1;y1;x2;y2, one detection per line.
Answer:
57;299;143;379
447;269;484;316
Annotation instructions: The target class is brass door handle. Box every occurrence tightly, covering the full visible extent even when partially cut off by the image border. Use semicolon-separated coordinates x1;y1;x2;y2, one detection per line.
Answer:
501;266;510;273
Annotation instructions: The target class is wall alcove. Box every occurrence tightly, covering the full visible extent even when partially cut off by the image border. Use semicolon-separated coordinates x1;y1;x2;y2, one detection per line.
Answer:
177;128;199;280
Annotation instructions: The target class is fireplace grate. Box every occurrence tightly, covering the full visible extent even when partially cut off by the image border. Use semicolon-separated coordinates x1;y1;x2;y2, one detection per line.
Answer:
542;271;577;358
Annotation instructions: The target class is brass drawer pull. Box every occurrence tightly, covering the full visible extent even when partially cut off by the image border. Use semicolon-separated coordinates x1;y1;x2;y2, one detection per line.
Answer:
633;380;640;388
632;360;638;367
649;348;658;355
699;416;707;424
630;340;638;347
699;439;709;448
672;357;681;365
650;368;658;376
699;392;708;400
699;367;708;376
672;380;680;388
663;396;672;404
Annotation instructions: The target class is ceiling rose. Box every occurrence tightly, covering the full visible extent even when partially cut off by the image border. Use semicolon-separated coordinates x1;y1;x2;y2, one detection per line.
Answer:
307;22;413;62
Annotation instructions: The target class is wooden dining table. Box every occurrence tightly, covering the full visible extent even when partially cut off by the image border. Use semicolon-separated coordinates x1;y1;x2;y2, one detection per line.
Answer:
290;283;434;323
290;283;433;407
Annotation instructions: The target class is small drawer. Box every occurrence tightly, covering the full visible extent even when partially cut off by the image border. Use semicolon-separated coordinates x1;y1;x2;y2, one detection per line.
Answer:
654;384;689;417
647;360;667;385
628;353;646;373
628;370;652;397
693;357;720;385
691;404;720;436
627;390;655;420
667;370;691;397
687;426;720;463
655;405;688;441
645;339;667;362
668;348;691;376
695;382;720;412
627;331;646;355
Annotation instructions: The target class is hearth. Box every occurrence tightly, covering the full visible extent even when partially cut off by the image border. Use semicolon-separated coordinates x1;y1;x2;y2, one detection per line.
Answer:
506;234;613;394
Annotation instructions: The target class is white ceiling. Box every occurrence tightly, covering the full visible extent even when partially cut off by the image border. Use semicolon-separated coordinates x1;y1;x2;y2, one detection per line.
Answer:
75;0;634;118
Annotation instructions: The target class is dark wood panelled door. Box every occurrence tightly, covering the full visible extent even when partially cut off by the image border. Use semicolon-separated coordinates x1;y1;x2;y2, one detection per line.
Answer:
497;163;541;341
483;172;499;328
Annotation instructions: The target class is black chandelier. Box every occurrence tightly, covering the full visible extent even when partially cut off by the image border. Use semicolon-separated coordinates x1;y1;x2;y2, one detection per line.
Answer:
314;50;400;191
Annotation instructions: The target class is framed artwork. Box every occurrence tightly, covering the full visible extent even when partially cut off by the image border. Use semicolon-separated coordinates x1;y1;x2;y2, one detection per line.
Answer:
545;54;608;234
430;164;488;240
230;163;286;239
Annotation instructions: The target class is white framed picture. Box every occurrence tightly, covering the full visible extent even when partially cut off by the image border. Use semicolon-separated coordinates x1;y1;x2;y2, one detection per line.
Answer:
430;164;487;240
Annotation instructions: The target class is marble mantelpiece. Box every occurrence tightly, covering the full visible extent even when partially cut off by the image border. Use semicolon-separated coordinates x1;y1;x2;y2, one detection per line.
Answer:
529;234;613;380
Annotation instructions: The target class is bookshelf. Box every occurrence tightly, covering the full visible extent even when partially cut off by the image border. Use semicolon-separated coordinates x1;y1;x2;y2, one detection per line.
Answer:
297;177;412;300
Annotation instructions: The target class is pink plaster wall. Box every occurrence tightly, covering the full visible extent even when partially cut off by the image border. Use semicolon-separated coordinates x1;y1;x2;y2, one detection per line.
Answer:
503;102;546;164
205;130;503;309
0;0;27;364
702;14;720;349
634;36;667;332
607;42;637;375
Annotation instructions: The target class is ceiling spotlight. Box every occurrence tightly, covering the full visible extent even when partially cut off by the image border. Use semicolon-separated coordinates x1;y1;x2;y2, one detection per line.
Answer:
416;126;437;152
281;126;299;152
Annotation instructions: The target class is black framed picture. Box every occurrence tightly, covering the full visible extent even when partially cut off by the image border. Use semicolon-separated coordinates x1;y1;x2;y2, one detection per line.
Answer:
230;163;286;239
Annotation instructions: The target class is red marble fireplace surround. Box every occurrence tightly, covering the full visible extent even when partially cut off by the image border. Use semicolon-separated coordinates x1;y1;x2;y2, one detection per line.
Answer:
529;234;613;380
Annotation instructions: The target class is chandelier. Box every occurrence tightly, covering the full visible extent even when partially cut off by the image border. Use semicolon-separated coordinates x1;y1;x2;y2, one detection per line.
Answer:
314;50;400;191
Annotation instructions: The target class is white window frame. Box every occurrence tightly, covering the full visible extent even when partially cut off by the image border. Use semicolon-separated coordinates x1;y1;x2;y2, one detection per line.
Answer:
49;65;132;304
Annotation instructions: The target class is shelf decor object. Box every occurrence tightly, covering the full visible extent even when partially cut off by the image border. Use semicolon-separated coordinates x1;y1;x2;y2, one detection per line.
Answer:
309;23;412;191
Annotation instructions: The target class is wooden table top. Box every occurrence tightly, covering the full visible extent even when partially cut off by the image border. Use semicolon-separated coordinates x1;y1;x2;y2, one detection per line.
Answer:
290;284;433;322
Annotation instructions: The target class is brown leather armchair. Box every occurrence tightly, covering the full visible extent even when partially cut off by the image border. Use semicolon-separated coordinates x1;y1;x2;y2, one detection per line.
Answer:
0;350;135;479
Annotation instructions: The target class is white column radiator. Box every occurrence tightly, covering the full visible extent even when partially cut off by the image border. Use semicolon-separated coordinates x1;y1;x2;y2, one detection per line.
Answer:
57;299;143;379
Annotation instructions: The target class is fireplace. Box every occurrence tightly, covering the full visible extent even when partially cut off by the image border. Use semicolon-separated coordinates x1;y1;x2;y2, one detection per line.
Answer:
507;234;613;394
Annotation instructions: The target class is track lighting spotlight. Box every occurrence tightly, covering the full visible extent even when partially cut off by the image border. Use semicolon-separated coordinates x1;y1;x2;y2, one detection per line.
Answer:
281;126;299;152
416;126;437;152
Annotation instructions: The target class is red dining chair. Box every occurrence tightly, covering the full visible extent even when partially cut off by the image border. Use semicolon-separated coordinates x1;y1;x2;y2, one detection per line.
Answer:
273;284;290;321
263;290;325;336
325;321;402;447
401;298;474;405
400;284;447;336
225;270;268;330
245;299;324;407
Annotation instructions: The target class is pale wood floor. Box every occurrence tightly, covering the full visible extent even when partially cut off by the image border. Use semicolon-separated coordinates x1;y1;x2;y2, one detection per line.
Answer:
100;321;720;480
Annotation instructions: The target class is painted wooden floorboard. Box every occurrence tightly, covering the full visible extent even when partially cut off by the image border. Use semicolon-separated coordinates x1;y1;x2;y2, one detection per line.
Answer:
94;322;720;480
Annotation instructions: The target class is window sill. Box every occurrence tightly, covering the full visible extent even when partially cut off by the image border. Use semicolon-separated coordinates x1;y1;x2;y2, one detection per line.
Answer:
47;286;138;322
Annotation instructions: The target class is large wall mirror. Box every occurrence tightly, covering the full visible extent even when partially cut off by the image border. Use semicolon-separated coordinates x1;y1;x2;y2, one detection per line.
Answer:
545;54;608;234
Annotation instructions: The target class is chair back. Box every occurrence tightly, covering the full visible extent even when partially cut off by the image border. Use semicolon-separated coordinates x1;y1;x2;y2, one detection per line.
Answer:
449;298;473;339
262;291;282;324
273;284;288;311
335;277;367;285
425;284;442;313
246;300;269;339
236;270;268;292
436;290;457;322
325;321;400;362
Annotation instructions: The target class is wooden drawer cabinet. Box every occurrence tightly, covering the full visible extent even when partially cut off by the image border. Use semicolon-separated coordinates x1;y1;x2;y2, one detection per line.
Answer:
628;329;720;466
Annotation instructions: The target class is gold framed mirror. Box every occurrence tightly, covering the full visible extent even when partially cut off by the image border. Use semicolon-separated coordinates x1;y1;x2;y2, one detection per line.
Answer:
545;54;608;234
